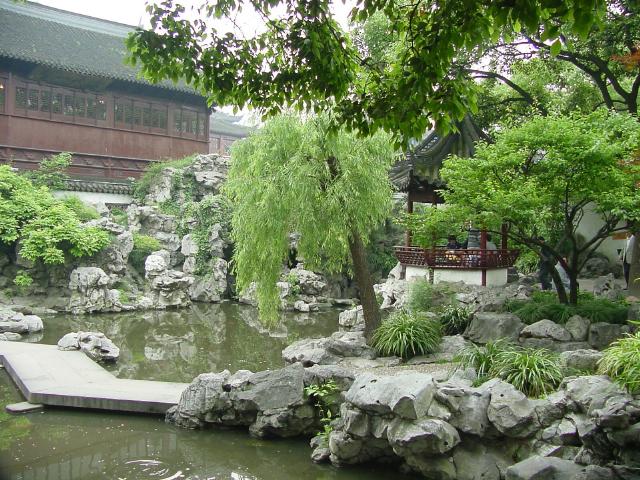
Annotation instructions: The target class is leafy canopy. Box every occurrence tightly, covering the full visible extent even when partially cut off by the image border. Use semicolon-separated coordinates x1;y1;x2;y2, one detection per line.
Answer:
225;114;396;322
127;0;605;143
0;166;109;264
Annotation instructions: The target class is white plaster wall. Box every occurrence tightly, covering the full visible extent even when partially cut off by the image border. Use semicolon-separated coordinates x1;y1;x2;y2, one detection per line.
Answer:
575;203;627;264
53;190;132;206
406;266;507;286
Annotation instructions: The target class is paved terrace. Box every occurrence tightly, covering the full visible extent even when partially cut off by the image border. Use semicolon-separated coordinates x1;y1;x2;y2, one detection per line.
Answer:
0;342;188;414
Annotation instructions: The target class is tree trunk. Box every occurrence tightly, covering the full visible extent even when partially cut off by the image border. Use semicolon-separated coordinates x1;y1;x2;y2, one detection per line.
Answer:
348;230;381;341
568;272;579;305
550;267;569;304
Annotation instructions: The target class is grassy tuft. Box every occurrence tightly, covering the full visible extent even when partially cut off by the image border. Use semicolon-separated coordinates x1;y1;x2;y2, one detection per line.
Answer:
372;310;442;359
438;304;472;335
598;330;640;394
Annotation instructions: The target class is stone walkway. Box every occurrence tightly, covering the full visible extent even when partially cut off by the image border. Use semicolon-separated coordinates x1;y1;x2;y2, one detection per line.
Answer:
0;341;188;414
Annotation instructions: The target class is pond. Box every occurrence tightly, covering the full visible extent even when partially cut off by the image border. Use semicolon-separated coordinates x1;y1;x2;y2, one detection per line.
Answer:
0;303;417;480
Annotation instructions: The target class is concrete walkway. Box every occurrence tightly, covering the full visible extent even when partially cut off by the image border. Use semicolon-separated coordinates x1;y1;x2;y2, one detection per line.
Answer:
0;341;188;414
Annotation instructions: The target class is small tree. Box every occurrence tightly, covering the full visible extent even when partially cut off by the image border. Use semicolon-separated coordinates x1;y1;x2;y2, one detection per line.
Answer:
225;114;396;337
430;110;640;304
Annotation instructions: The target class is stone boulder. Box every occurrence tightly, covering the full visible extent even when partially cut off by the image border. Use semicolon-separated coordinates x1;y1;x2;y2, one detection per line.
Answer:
482;379;539;438
387;417;460;456
506;456;584;480
465;313;524;344
588;323;628;350
582;257;613;279
282;331;375;367
592;274;623;301
338;306;365;332
0;332;22;341
68;267;120;314
434;382;491;436
565;316;590;342
57;331;120;362
189;258;228;303
560;350;603;373
345;373;437;419
0;308;43;334
145;251;193;308
374;263;409;310
407;335;471;364
520;320;572;342
185;153;229;194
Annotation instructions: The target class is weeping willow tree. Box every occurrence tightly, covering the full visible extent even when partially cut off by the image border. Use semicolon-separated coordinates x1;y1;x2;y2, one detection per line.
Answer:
225;113;397;337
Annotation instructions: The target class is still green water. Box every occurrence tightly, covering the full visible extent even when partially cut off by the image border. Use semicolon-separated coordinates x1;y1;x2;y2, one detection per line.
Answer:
0;303;416;480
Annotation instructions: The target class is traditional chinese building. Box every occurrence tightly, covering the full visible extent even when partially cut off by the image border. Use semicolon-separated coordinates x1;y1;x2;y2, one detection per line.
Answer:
208;111;252;156
0;0;210;198
391;117;520;286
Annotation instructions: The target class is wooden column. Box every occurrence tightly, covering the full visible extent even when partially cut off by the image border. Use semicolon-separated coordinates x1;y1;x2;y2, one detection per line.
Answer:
480;228;487;286
404;198;414;247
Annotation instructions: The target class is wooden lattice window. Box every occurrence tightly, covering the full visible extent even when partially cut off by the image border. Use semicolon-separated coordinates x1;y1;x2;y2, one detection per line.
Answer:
40;90;51;113
174;108;182;133
0;81;5;112
15;87;27;109
64;94;74;116
96;97;106;121
75;95;86;117
27;88;39;111
52;93;63;114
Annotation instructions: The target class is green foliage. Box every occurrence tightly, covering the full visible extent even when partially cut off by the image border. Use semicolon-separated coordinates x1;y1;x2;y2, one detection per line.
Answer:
398;205;473;249
61;196;100;222
406;279;455;313
110;207;128;227
440;110;640;304
132;156;195;202
457;341;563;397
515;249;539;275
25;152;71;190
439;305;472;335
226;113;396;324
305;380;341;443
509;292;629;325
130;234;162;272
285;271;301;297
128;0;603;143
491;347;564;398
372;310;442;359
598;330;640;394
13;271;33;294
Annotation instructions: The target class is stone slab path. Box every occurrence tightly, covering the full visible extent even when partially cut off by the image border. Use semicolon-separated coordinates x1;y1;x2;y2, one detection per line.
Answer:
0;341;188;415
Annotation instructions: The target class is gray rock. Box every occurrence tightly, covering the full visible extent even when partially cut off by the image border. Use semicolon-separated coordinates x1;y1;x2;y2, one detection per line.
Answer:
328;431;364;464
588;323;625;350
234;363;306;413
387;417;460;455
68;267;118;314
293;300;310;312
338;306;365;332
592;274;624;301
505;455;584;480
326;331;376;359
145;253;169;276
540;418;580;446
583;258;612;279
0;332;21;341
0;310;43;334
562;375;625;413
453;442;513;480
181;234;199;257
407;335;470;364
521;320;572;342
565;316;590;341
435;383;491;436
282;337;340;367
189;258;227;303
345;373;436;419
303;364;356;391
57;331;120;362
465;313;524;344
483;379;539;438
560;350;603;372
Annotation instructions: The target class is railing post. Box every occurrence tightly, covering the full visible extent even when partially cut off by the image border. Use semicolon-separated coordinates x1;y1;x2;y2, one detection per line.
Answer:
480;229;487;286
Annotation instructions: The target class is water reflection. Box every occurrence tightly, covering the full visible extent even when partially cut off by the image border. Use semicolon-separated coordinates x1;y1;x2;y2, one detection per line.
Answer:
36;303;339;383
0;372;416;480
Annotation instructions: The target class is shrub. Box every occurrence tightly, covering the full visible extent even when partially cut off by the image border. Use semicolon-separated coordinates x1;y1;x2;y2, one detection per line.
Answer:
455;340;508;378
598;330;640;394
305;380;341;443
372;310;442;359
25;152;71;189
574;299;628;325
61;196;100;222
490;347;564;398
406;279;454;313
129;234;162;272
456;341;564;397
439;305;472;335
110;207;128;227
514;249;539;275
132;156;196;202
13;271;33;294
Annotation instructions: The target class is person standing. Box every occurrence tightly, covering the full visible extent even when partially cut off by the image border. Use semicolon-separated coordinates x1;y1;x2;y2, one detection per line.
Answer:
537;237;554;291
623;233;636;289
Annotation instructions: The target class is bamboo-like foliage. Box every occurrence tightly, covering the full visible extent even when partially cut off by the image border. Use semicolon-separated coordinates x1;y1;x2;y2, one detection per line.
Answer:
225;113;396;324
372;310;442;359
598;331;640;394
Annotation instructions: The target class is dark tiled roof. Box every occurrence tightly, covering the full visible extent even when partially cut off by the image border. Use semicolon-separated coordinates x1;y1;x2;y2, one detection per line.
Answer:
64;178;133;195
390;115;489;191
0;0;197;95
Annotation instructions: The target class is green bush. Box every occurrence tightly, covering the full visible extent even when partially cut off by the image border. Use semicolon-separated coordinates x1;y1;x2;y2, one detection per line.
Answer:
110;207;128;227
129;234;162;272
13;271;33;294
491;347;564;398
25;152;71;189
406;279;454;313
598;330;640;394
372;310;442;359
61;196;100;222
574;299;628;325
514;249;539;275
439;305;472;335
457;341;564;397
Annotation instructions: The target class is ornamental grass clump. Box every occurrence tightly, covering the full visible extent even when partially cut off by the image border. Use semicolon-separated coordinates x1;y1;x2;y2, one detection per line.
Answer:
438;304;472;335
598;330;640;394
372;310;442;359
456;341;564;397
491;347;564;398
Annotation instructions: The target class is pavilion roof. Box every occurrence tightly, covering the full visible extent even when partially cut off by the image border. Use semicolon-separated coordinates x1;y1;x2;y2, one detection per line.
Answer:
390;115;489;192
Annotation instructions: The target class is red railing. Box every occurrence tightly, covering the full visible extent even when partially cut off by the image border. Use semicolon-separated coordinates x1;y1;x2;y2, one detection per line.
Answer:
394;246;519;269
